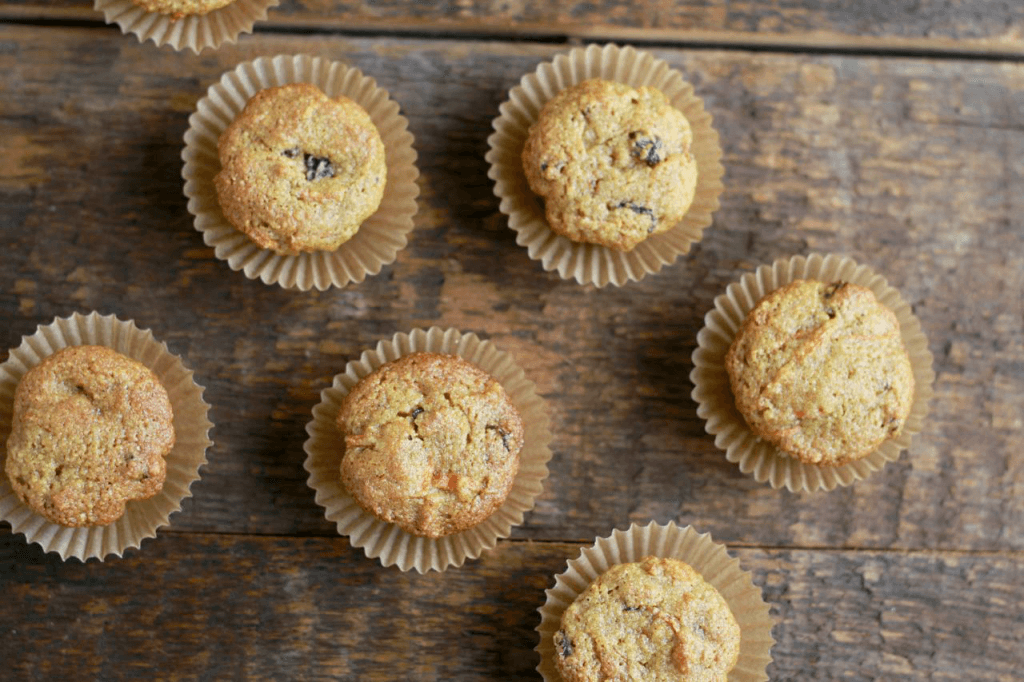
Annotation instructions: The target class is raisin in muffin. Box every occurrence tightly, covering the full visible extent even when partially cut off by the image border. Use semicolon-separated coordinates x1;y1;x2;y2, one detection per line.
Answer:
337;352;523;538
725;279;915;466
5;345;176;527
214;83;386;254
554;556;741;681
521;78;698;252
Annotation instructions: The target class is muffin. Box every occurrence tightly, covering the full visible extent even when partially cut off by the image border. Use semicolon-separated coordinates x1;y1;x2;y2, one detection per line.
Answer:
724;279;915;466
128;0;233;18
554;556;741;682
336;351;524;538
214;83;387;255
521;78;698;252
5;345;176;527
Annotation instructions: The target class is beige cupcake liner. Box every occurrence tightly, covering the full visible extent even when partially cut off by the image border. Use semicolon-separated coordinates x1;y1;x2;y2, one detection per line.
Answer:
182;54;420;291
486;43;724;287
303;327;553;573
0;312;213;561
95;0;278;53
537;521;774;681
691;253;936;493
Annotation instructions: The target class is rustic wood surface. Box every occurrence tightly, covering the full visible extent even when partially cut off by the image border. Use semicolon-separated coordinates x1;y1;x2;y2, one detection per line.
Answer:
1;7;1022;681
2;0;1024;56
3;534;1022;681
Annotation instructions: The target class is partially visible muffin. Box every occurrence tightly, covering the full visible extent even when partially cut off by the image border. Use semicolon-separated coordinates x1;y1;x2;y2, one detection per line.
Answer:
5;345;176;527
725;279;915;466
215;83;387;254
128;0;233;18
337;352;524;538
522;78;698;252
554;556;741;682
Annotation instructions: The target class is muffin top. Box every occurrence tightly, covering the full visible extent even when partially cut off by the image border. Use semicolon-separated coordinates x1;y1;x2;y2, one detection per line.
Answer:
5;345;176;527
725;279;915;466
554;556;741;682
215;83;387;254
128;0;233;18
521;78;698;252
337;352;524;538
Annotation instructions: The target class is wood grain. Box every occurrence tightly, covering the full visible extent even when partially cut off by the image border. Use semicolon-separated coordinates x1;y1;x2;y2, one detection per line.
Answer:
1;530;1021;680
2;0;1024;56
0;28;1021;555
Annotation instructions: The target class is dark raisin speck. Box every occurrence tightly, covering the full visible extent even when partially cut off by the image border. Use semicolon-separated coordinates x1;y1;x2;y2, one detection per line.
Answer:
498;427;511;451
556;632;573;658
411;407;424;419
281;147;301;159
304;154;334;181
540;162;548;171
632;135;665;167
623;605;641;612
616;200;658;233
825;307;836;319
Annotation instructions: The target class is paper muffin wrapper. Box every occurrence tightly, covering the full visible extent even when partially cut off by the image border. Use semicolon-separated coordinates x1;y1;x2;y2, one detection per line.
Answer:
183;54;420;291
690;253;936;493
486;43;724;287
303;327;553;573
0;312;213;562
537;521;774;681
94;0;278;53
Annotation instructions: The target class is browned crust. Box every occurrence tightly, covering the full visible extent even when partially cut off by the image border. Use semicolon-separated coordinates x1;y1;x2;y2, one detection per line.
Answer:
336;352;523;538
6;345;175;527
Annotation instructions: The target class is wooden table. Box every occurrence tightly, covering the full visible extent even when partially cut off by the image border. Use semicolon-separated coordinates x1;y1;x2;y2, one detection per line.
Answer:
1;2;1022;679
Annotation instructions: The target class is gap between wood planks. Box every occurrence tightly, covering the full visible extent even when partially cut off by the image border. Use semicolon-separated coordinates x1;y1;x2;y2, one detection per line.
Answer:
3;17;1024;63
143;529;1024;557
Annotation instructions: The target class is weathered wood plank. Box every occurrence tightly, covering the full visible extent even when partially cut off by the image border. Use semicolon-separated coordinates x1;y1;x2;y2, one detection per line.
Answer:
1;530;1021;680
0;28;1022;553
2;0;1024;56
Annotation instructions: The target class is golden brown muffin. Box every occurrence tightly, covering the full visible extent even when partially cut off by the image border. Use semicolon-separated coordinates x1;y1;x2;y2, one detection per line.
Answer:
554;556;741;682
128;0;233;18
725;280;915;466
5;345;176;527
337;352;523;538
214;83;387;255
521;78;698;252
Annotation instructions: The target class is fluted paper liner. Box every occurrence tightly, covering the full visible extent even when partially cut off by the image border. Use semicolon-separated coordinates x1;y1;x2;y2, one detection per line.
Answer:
303;327;552;573
537;521;774;681
183;54;420;291
0;312;213;561
691;253;935;493
95;0;278;53
486;43;724;287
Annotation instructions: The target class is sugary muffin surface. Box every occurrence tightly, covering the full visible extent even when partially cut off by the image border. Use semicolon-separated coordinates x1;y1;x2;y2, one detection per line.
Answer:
337;352;523;538
725;279;915;466
6;345;175;527
215;83;386;254
522;78;698;252
554;557;741;682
